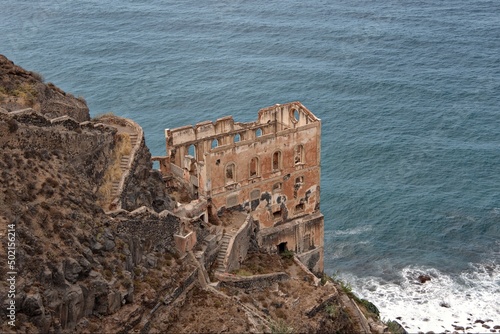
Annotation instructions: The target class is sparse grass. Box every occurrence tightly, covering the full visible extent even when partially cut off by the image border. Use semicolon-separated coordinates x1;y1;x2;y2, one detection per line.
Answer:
93;111;115;120
30;71;44;82
232;268;253;276
332;275;381;319
359;298;380;317
270;319;293;334
275;308;287;320
339;279;353;296
213;300;222;308
97;132;132;207
0;82;38;106
12;82;38;106
325;303;337;317
280;249;294;259
145;274;161;290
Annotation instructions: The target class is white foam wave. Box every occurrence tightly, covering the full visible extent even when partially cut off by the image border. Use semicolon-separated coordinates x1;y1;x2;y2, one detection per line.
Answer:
332;225;373;236
338;263;500;333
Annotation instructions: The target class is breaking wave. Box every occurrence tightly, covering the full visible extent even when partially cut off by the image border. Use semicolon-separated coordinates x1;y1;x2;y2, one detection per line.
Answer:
336;262;500;333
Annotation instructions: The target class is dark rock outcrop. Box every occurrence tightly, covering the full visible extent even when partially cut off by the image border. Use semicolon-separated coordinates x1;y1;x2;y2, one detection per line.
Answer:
120;138;174;212
0;55;90;121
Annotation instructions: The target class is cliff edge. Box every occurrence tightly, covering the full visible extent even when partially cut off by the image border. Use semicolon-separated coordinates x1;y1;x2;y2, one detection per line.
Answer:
0;56;389;334
0;55;89;122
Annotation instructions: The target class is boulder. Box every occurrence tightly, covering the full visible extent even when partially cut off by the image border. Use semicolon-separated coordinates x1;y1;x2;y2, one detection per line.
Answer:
21;293;44;316
64;258;83;284
418;274;431;283
79;284;95;317
60;285;84;330
108;290;122;314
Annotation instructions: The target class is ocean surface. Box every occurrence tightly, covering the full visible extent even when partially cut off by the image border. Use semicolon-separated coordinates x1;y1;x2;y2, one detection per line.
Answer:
1;0;499;332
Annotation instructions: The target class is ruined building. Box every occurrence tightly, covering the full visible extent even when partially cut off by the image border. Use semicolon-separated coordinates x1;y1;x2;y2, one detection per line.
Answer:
154;101;324;273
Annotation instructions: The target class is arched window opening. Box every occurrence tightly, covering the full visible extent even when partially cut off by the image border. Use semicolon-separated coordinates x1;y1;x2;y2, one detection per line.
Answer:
188;144;196;158
226;163;236;183
211;139;219;149
292;109;300;123
234;133;241;143
295;199;305;213
249;157;259;177
273;182;283;193
272;151;281;171
277;242;287;253
255;128;263;137
294;145;304;164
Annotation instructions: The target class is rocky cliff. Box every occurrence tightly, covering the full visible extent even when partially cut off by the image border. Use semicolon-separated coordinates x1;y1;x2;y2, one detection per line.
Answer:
0;55;89;122
0;56;388;334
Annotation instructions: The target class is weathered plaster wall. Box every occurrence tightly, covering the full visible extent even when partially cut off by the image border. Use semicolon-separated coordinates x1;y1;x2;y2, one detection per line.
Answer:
163;102;321;229
257;212;324;272
224;215;254;273
160;102;324;271
295;247;324;276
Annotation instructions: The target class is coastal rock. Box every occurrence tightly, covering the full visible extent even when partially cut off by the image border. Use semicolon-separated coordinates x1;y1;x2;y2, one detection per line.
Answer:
418;274;431;283
0;55;90;121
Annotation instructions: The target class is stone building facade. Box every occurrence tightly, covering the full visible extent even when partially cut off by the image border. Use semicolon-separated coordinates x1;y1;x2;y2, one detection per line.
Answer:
158;102;324;272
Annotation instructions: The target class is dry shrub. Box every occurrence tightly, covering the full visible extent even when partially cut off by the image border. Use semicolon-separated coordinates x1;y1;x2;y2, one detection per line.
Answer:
240;295;252;303
275;309;287;320
115;133;132;156
96;132;132;207
7;118;18;132
12;82;38;106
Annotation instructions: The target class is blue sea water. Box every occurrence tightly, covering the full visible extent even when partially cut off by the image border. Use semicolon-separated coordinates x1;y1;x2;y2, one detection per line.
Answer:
1;0;499;331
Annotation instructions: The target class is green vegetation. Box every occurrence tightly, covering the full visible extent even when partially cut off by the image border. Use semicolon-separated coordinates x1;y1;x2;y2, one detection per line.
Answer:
280;249;294;259
324;273;381;319
386;320;406;334
325;303;337;317
270;319;293;334
0;82;38;106
232;268;253;276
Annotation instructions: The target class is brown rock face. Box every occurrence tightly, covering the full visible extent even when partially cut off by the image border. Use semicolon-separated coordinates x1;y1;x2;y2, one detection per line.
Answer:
0;55;90;122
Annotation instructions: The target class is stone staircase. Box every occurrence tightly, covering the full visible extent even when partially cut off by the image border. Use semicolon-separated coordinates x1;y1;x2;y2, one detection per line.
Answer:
111;132;139;198
215;233;233;274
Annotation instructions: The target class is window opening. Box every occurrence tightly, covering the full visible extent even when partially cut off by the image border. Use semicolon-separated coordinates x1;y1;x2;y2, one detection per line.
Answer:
273;209;282;220
211;139;219;148
188;144;196;158
294;145;304;164
234;133;241;143
272;151;281;171
255;128;263;137
226;163;235;183
295;202;305;212
277;242;287;253
249;157;259;177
